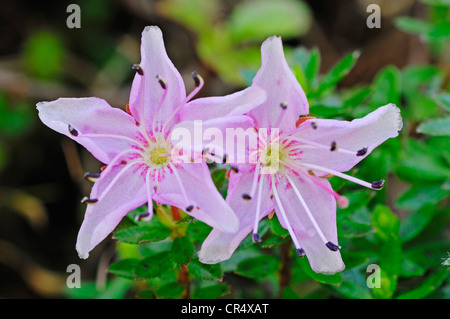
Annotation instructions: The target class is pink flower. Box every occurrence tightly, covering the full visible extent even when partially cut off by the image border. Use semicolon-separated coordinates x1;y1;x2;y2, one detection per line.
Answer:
197;36;403;274
37;26;265;259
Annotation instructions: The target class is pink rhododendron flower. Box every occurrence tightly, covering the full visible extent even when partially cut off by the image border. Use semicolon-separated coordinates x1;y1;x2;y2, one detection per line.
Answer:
197;36;403;274
37;26;266;259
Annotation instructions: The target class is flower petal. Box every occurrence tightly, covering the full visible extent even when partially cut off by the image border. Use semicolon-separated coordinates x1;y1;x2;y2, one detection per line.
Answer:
76;164;148;259
129;26;186;130
293;103;403;174
179;86;267;121
37;97;140;164
153;162;239;233
198;172;274;264
249;36;309;131
276;173;345;274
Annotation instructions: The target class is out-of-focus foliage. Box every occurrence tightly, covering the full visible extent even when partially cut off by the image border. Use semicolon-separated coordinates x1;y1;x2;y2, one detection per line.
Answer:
157;0;311;85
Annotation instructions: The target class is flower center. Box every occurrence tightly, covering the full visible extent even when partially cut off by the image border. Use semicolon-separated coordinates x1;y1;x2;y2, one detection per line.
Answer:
141;136;172;169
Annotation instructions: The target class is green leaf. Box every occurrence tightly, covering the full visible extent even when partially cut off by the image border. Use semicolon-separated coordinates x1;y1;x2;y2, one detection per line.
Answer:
332;268;372;299
171;237;194;266
399;204;437;242
269;215;289;237
113;224;171;244
397;268;449;299
428;21;450;39
417;117;450;136
371;205;400;242
369;65;401;107
228;0;312;43
135;252;175;279
404;241;450;268
296;257;343;286
396;183;449;211
341;86;372;108
395;17;432;36
188;258;223;281
400;259;426;278
311;51;360;97
434;92;450;111
155;282;185;298
236;256;280;279
371;269;397;299
108;258;140;280
419;0;450;6
193;284;230;299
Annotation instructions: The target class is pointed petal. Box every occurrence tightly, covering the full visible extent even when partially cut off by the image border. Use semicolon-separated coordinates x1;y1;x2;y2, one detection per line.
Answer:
37;97;140;164
76;164;148;259
249;36;309;131
199;172;274;264
153;162;239;233
129;26;186;130
277;173;345;274
293;104;403;174
179;86;267;121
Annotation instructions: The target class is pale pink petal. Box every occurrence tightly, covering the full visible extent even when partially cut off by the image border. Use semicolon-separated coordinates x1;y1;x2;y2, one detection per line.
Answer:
37;97;140;164
199;172;274;264
249;36;309;131
129;26;186;130
153;162;239;233
292;103;403;175
276;173;345;274
179;86;267;121
76;164;148;259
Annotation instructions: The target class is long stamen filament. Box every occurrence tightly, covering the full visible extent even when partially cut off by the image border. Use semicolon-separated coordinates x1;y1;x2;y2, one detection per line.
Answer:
98;148;141;178
161;72;204;136
281;160;349;208
97;161;141;202
152;76;168;136
252;175;265;242
72;130;146;150
285;136;356;156
145;169;154;220
299;162;379;189
271;177;302;251
285;174;328;245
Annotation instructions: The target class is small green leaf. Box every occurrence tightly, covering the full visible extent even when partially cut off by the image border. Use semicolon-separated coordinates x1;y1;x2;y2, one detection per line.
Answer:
171;237;194;266
108;258;140;280
311;51;360;97
397;268;449;299
193;284;230;299
236;256;280;279
395;17;432;36
399;203;437;242
135;252;175;279
434;93;450;111
296;257;343;286
269;215;289;237
417;117;450;136
188;258;223;281
113;224;171;244
369;65;401;107
155;282;185;298
400;259;426;278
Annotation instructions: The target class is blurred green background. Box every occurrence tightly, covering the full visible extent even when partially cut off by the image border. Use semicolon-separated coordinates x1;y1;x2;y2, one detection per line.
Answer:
0;0;448;298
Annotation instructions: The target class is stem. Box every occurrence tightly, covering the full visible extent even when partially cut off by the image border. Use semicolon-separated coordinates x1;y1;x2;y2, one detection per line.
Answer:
179;265;191;299
279;240;292;297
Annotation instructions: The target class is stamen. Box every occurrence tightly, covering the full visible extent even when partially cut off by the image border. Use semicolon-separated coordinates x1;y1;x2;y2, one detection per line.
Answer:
356;147;368;156
68;125;146;149
97;161;140;202
273;102;288;129
296;248;306;258
186;205;194;212
98;148;141;179
285;174;329;245
249;159;262;198
330;141;337;151
168;163;193;209
230;166;239;173
325;241;341;251
132;63;144;76
311;122;318;129
81;197;98;204
371;179;385;190
271;177;303;252
299;162;382;190
161;72;204;135
285;136;356;156
145;169;154;221
68;124;79;136
252;175;265;244
242;194;252;201
84;172;101;182
152;75;168;136
281;160;349;208
135;211;151;222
